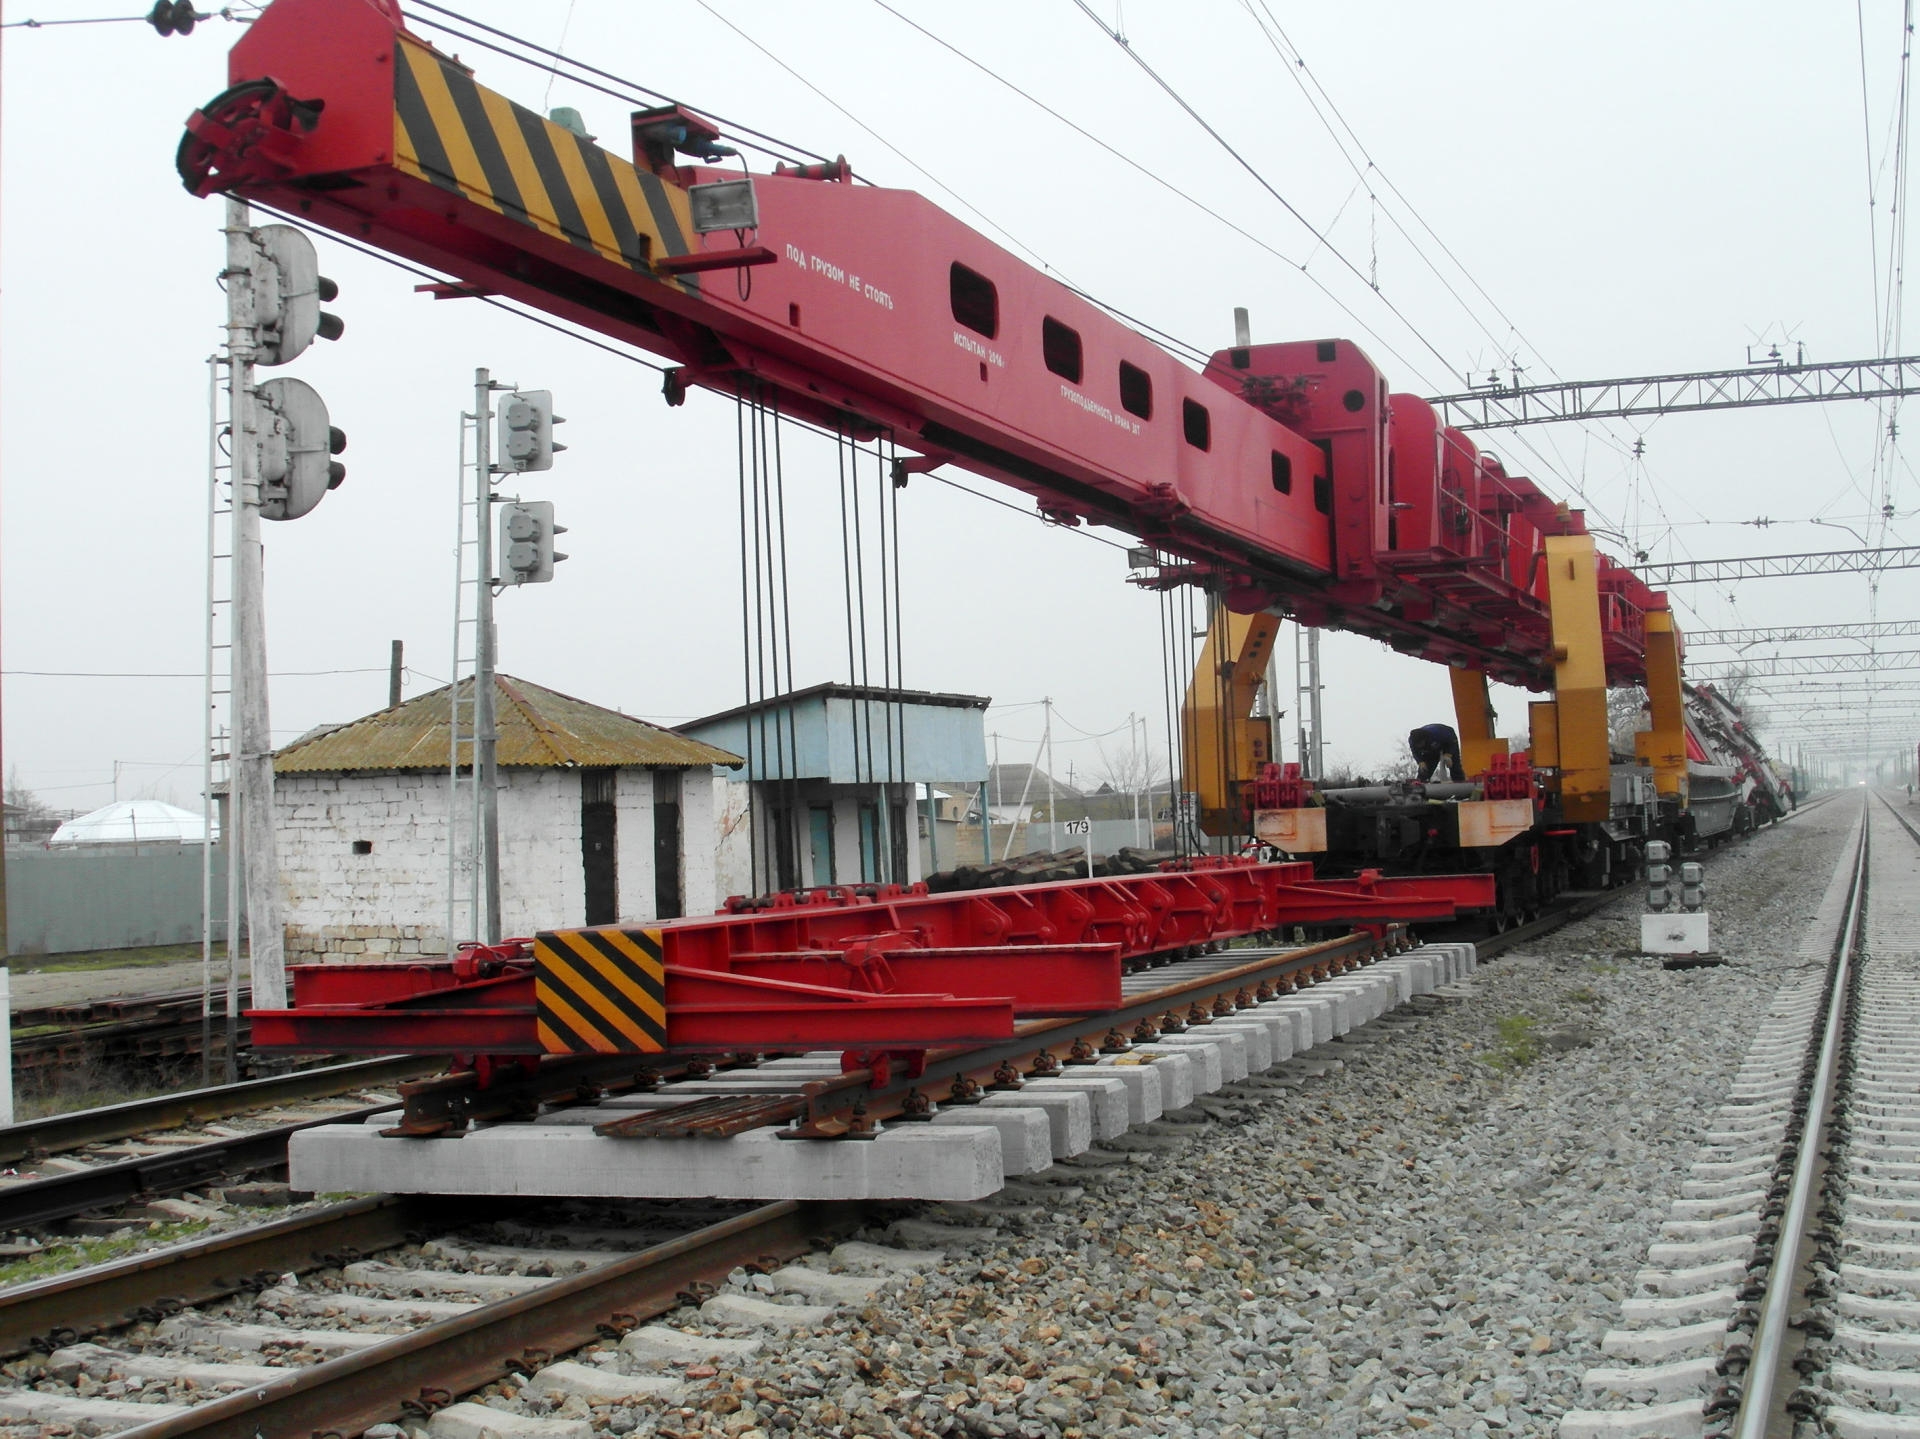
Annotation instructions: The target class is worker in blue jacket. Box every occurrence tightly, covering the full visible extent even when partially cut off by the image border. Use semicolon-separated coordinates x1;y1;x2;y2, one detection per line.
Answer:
1408;723;1465;783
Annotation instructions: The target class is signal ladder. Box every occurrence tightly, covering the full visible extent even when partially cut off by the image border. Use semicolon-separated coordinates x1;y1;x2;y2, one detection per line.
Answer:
201;356;240;1082
445;406;487;953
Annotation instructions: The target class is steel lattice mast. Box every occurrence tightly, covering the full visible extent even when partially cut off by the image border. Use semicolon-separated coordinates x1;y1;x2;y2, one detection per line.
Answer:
1427;354;1920;430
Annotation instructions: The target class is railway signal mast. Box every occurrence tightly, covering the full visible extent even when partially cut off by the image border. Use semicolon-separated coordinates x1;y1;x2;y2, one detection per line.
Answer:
220;199;345;1012
460;377;566;946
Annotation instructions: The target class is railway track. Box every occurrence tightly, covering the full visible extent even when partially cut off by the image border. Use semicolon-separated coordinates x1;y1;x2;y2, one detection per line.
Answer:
0;1057;447;1232
0;923;1478;1435
0;801;1837;1436
1557;788;1920;1436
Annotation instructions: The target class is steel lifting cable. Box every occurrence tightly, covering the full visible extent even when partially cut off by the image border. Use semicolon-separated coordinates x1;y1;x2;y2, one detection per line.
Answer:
1158;574;1181;860
1208;592;1235;851
835;425;862;793
736;378;799;893
734;387;759;896
874;431;907;883
769;395;803;888
1156;571;1186;861
752;391;781;886
846;431;875;871
1179;585;1199;855
871;438;893;879
889;433;909;881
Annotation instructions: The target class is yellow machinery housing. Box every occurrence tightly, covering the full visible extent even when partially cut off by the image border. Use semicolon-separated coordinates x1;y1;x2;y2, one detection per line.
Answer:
1181;607;1280;837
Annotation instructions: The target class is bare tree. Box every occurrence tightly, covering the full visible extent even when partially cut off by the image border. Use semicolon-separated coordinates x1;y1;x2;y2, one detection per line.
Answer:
1091;741;1168;798
1608;685;1650;754
4;767;60;845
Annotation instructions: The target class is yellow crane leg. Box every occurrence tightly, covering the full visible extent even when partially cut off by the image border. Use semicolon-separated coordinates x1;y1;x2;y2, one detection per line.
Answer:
1636;609;1688;801
1542;534;1612;823
1448;669;1508;778
1182;607;1281;837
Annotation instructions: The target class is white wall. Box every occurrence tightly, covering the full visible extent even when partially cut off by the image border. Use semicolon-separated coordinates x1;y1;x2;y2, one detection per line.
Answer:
278;765;736;957
277;769;461;961
680;769;724;915
495;769;585;939
714;775;754;905
615;767;656;923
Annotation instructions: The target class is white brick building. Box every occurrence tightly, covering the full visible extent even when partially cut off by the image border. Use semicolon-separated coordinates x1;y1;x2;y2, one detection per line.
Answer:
273;675;742;962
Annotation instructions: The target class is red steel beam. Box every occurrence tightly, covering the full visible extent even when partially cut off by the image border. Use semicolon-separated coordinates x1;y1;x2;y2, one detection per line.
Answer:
249;863;1493;1056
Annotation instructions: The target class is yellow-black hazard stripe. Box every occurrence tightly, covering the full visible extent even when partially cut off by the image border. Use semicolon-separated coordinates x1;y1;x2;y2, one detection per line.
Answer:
390;39;699;293
534;928;668;1054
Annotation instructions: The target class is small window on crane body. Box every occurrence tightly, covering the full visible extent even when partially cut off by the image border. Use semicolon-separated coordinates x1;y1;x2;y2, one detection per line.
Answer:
1042;317;1083;382
1182;399;1212;451
950;262;999;339
1119;362;1153;419
1271;451;1292;494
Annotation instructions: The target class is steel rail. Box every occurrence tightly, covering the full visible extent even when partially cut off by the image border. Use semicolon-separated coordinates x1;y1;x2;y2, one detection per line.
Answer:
11;984;249;1032
1731;791;1869;1438
0;1193;507;1358
761;927;1390;1136
112;1199;870;1439
0;1054;441;1165
0;1101;398;1230
378;926;1399;1139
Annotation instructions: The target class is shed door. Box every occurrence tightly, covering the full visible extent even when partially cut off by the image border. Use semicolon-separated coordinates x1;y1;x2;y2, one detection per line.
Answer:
654;771;683;920
808;806;835;887
581;769;617;926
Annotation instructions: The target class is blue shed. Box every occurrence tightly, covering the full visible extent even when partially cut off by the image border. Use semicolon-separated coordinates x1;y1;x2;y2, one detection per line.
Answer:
681;684;989;891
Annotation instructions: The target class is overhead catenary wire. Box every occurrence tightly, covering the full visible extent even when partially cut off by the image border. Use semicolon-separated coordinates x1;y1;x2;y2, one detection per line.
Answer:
1066;0;1461;385
869;1;1631;533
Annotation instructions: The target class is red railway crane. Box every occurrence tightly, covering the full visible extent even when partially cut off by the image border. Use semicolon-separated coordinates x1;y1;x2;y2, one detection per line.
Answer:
178;0;1706;1073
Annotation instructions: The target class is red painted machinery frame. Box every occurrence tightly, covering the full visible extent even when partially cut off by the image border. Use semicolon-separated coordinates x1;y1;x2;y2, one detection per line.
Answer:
168;3;1562;1067
178;0;1674;693
250;860;1493;1056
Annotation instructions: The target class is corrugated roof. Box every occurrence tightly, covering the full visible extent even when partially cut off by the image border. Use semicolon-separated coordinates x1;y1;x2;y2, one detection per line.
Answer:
683;682;991;731
275;676;743;774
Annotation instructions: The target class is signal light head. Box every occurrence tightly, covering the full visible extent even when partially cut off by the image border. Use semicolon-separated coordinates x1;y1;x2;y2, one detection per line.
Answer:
148;0;198;35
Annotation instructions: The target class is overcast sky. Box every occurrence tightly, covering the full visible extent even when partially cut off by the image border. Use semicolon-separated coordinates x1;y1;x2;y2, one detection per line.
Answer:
3;0;1915;815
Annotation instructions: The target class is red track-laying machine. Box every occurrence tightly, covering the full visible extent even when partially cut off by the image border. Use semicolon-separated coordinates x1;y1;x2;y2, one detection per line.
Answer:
175;0;1696;1074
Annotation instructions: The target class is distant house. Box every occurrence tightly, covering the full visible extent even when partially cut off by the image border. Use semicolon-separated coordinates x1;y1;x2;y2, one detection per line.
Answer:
271;676;742;963
984;764;1083;824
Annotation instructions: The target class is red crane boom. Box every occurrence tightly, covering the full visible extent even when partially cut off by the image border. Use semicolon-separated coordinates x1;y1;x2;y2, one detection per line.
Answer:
180;0;1670;693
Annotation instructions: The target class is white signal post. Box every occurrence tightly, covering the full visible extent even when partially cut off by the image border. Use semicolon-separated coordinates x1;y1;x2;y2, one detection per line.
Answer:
473;368;503;946
222;197;288;1010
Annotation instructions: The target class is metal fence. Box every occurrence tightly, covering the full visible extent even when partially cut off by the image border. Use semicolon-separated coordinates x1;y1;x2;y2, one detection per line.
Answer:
5;844;228;956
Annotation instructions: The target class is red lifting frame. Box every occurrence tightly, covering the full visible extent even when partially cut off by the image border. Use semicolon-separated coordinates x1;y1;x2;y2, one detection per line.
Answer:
249;860;1494;1055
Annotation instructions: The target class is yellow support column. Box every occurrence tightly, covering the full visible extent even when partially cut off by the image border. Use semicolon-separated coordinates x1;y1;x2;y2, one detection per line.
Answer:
1542;534;1612;822
1181;607;1281;837
1448;669;1509;778
1635;610;1688;801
